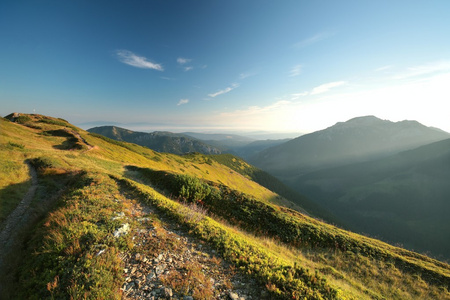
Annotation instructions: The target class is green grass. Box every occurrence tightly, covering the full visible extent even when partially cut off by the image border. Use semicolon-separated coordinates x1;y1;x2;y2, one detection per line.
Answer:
2;114;450;299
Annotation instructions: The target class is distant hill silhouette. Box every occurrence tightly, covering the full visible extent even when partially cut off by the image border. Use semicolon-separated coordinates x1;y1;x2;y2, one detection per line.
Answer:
88;126;222;155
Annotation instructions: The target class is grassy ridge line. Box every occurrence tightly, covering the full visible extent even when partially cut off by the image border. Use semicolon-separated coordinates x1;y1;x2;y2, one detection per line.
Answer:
131;166;450;290
117;176;342;300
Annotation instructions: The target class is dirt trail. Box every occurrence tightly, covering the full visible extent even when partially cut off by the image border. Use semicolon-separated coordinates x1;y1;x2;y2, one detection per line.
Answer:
0;162;38;252
0;162;38;293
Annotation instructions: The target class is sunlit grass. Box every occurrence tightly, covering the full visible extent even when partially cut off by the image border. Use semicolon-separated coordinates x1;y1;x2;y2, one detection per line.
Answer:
2;114;449;299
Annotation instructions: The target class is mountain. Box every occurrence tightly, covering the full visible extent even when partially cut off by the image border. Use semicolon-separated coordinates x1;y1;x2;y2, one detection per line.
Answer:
232;139;292;160
88;125;222;155
251;116;450;178
294;138;450;260
183;132;291;160
1;113;449;299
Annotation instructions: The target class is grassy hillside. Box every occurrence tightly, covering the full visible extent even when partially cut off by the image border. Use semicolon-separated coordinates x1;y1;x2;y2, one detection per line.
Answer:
294;138;450;261
1;114;449;299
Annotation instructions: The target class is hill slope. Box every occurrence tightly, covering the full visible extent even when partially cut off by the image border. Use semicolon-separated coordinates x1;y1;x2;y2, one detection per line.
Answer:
1;113;449;299
252;116;450;177
88;125;222;155
294;138;450;260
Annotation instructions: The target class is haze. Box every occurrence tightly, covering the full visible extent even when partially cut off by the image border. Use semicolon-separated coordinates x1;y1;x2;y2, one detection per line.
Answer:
2;1;450;134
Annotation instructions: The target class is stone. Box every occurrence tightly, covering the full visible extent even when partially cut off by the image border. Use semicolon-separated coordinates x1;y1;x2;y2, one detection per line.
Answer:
162;287;173;298
229;292;239;300
113;223;130;238
183;296;194;300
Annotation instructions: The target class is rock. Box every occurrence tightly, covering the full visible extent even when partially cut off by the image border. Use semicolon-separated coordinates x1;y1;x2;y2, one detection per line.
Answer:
155;264;166;275
229;292;239;300
161;287;173;298
113;223;130;238
183;296;194;300
147;271;156;281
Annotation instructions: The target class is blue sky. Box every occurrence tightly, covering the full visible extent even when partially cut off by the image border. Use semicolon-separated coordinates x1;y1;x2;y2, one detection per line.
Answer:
2;1;450;134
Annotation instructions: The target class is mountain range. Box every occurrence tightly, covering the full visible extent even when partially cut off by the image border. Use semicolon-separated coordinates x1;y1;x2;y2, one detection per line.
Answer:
1;113;449;299
88;126;223;155
251;116;450;177
251;116;450;260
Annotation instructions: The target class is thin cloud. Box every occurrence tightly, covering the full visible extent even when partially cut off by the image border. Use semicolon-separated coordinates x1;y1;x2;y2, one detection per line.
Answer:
184;66;193;72
239;71;257;79
294;32;333;48
208;83;239;98
177;99;189;106
290;92;308;100
177;57;192;65
375;65;392;72
289;65;302;77
310;81;347;95
393;61;450;79
115;50;163;71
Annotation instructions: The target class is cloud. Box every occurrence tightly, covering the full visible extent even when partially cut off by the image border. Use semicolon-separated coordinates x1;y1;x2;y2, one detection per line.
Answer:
290;92;308;100
289;65;302;77
184;66;193;72
239;71;257;79
294;32;333;48
177;57;192;65
208;83;239;98
310;81;347;95
177;99;189;106
375;65;392;72
115;50;163;71
393;61;450;79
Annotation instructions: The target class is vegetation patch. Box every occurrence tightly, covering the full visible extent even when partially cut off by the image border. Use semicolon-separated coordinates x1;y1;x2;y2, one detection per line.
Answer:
16;173;130;299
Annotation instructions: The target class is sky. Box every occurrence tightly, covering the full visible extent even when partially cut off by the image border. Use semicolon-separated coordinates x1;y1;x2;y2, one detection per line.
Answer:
2;0;450;135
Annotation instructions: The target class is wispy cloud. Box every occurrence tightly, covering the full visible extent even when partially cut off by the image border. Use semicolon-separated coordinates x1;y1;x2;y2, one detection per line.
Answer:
208;83;239;98
239;71;257;79
115;50;163;71
289;65;302;77
177;57;192;65
310;81;347;95
375;65;392;72
184;66;193;72
177;99;189;106
393;61;450;79
290;92;308;100
294;32;333;48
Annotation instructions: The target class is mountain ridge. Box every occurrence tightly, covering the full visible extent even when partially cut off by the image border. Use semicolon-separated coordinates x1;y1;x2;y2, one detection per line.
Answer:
88;125;223;155
251;115;450;176
1;113;449;299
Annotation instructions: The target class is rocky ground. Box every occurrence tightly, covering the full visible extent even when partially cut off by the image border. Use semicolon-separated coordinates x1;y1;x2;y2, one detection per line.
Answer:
118;201;270;300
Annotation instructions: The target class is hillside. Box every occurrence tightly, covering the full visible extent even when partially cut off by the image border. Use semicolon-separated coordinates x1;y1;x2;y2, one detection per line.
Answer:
1;113;450;299
251;116;450;177
293;138;450;260
88;125;222;155
182;132;291;160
